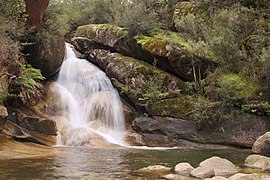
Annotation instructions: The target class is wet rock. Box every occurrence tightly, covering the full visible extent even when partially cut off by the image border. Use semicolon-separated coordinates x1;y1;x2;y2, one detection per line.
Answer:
138;165;171;173
244;155;270;171
174;162;195;176
205;176;228;180
126;133;145;146
228;173;261;180
24;35;65;78
162;173;198;180
191;157;239;178
252;132;270;156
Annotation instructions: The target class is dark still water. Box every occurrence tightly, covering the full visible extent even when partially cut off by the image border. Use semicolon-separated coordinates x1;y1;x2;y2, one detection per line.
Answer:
0;147;250;179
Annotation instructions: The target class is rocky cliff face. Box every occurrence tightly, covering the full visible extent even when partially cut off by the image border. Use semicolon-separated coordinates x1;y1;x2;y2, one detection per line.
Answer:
72;23;269;148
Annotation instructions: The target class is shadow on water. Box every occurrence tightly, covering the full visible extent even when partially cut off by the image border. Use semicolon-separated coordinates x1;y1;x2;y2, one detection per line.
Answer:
0;147;250;179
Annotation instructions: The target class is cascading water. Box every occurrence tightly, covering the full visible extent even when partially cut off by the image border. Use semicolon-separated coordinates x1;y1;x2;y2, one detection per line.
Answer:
51;44;126;146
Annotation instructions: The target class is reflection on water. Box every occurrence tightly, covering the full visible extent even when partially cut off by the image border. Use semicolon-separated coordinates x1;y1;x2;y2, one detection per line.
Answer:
0;147;250;179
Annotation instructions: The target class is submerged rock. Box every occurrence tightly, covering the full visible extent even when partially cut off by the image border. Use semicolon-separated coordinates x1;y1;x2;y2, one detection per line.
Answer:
244;155;270;171
162;173;198;180
205;177;228;180
138;165;171;173
228;173;261;180
252;132;270;157
191;156;239;178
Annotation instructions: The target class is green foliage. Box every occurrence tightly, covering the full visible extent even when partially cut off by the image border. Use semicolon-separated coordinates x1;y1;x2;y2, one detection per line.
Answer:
0;0;26;22
9;64;45;106
242;102;270;116
216;74;259;105
188;96;223;130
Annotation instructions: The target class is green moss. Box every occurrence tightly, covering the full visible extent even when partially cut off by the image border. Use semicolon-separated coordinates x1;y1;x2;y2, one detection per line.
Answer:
135;30;190;57
217;74;260;101
147;96;192;118
76;24;128;39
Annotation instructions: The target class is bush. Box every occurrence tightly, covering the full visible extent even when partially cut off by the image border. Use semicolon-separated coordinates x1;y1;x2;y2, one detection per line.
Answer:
216;74;259;104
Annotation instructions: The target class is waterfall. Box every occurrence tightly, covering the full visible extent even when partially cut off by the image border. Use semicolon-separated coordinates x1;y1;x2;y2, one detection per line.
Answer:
51;43;126;146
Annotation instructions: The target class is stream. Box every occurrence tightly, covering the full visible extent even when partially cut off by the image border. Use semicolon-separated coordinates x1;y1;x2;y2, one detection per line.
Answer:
0;147;250;179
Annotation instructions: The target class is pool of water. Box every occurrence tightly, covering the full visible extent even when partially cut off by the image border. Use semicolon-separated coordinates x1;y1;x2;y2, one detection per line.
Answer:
0;147;250;179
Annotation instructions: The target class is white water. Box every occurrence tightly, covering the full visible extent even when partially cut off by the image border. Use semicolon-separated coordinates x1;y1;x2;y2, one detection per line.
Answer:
51;44;126;146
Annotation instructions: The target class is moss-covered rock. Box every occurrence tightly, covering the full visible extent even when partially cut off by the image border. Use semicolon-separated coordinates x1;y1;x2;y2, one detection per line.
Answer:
89;49;187;112
135;30;216;81
146;96;192;118
73;24;151;61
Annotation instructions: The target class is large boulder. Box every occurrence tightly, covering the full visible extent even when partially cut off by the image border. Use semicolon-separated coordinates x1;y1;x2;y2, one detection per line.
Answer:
135;31;215;81
1;108;57;145
191;156;239;178
252;132;270;156
132;110;268;147
73;24;215;81
24;0;49;27
73;24;151;61
89;49;187;112
24;36;65;78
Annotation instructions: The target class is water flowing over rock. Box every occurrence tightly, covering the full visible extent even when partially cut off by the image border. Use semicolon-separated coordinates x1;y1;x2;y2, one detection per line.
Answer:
50;44;126;146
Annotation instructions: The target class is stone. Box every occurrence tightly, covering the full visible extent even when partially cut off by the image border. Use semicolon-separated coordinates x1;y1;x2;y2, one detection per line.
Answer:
0;105;8;130
252;132;270;157
24;0;49;27
228;173;261;180
205;177;228;180
138;165;171;173
89;49;187;112
174;162;195;176
24;36;65;78
162;173;198;180
73;24;152;61
191;156;238;179
244;155;270;171
132;116;197;143
199;156;239;177
190;166;215;179
2;108;57;146
135;31;215;81
126;133;145;146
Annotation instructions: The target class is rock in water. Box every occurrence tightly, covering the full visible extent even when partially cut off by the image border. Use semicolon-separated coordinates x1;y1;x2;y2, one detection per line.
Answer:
244;155;270;171
252;132;270;157
191;156;239;178
174;162;195;176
